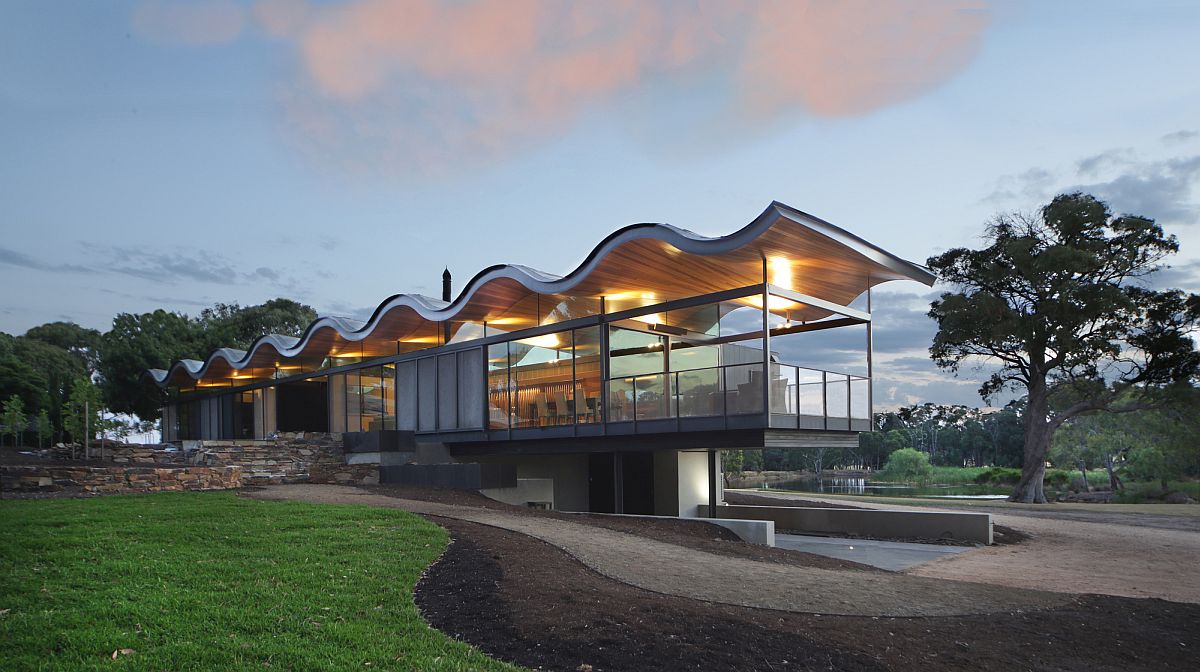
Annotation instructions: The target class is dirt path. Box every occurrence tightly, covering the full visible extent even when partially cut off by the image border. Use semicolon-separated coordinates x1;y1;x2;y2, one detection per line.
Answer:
245;484;1069;617
740;490;1200;603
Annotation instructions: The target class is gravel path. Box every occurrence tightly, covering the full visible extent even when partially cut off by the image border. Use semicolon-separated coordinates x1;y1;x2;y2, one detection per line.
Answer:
741;490;1200;603
245;484;1069;617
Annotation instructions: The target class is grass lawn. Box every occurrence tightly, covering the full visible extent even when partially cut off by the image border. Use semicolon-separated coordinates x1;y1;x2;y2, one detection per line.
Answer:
0;491;521;671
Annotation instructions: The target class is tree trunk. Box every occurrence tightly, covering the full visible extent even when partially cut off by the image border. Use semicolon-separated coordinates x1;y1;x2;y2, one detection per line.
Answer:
1075;459;1091;492
1009;383;1052;503
1104;454;1123;491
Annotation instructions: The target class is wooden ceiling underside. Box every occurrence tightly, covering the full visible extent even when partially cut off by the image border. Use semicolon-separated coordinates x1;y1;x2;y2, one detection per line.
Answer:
150;202;934;387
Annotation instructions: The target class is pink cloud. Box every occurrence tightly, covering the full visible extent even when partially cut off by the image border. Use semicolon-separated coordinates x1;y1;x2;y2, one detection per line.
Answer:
146;0;992;173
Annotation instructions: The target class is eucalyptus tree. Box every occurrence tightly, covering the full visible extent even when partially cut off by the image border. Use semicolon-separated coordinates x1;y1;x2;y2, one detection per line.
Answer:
927;193;1199;503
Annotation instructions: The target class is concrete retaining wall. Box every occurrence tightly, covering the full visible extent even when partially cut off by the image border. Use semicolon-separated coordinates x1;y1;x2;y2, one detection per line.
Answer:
481;478;556;509
717;504;993;545
580;511;776;546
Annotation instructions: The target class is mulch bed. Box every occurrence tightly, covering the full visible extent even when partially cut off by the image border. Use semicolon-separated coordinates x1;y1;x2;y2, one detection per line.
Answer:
417;517;1200;672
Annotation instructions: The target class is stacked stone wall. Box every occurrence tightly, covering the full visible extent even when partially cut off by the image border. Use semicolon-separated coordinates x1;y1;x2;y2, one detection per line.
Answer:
189;433;378;486
1;465;241;496
1;433;377;497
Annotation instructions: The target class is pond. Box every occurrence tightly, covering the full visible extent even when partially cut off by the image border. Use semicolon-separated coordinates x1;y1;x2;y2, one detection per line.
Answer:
760;477;1010;499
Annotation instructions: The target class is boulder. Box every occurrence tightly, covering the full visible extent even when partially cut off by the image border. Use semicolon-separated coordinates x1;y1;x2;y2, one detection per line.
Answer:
1164;491;1197;504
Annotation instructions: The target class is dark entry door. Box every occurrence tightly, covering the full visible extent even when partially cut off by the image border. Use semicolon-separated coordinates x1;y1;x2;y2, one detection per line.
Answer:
621;451;655;515
588;453;615;513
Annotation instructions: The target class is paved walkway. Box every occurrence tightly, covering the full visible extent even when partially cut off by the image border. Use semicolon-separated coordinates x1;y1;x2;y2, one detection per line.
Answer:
774;534;971;571
738;489;1200;603
245;484;1070;617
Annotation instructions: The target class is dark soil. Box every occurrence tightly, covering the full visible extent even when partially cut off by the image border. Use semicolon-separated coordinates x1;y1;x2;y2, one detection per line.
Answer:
417;517;1200;672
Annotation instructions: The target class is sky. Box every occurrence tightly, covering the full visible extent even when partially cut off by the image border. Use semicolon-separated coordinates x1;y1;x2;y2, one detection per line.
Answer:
2;0;1198;410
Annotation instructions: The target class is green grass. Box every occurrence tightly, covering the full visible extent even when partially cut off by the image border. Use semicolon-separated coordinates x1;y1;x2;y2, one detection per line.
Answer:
0;492;520;671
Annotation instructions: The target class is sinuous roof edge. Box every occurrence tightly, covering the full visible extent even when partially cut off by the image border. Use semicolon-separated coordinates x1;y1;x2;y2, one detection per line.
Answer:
147;201;935;386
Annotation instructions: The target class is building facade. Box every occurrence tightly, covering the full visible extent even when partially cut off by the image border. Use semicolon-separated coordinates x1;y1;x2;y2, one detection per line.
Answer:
148;202;934;516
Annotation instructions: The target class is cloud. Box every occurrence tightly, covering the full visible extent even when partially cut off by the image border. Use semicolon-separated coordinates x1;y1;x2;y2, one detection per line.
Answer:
132;0;247;46
983;167;1055;204
0;247;95;274
1073;155;1200;225
2;243;305;292
1162;129;1198;145
134;0;990;174
987;149;1200;226
1075;148;1133;177
1148;259;1200;293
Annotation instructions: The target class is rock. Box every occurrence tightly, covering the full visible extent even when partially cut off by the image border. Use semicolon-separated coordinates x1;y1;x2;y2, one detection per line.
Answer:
1164;491;1197;504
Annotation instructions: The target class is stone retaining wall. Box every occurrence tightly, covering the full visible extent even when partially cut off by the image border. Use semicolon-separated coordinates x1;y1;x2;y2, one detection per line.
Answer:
188;434;377;486
2;433;378;497
1;464;242;496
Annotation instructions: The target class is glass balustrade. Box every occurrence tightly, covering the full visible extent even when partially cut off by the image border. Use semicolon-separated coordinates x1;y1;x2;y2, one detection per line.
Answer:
596;361;867;429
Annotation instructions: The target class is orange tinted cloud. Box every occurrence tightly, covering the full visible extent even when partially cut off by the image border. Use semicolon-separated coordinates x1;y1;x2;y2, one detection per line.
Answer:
143;0;991;172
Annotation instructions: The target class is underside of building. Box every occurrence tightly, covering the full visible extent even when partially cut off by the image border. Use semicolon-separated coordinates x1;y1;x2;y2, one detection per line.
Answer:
148;202;934;517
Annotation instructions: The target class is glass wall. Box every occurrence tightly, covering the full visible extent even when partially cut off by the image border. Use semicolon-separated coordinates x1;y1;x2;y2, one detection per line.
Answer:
572;326;602;424
340;365;396;432
487;326;603;429
511;333;572;428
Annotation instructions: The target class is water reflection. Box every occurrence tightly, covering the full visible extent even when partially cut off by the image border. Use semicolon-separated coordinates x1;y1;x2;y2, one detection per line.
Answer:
762;477;1009;499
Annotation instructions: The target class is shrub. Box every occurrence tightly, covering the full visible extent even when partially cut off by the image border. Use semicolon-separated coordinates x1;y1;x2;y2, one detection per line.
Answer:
973;467;1022;485
879;448;934;483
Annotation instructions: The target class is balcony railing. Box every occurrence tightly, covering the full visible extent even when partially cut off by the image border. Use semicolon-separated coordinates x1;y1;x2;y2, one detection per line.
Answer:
606;362;870;431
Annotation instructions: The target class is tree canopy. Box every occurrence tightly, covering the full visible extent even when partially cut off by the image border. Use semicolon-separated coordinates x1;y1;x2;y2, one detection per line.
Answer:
927;193;1200;502
0;298;318;439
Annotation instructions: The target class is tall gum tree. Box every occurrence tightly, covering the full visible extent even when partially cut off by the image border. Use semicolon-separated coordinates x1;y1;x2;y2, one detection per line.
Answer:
926;193;1199;503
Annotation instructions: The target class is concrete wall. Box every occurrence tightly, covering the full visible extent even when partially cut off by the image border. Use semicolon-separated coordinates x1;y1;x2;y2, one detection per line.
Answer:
652;450;714;518
472;453;590;512
717;504;993;545
481;478;555;508
678;450;711;518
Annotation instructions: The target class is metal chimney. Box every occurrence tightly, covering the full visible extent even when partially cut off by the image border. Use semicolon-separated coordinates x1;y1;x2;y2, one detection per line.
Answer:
442;267;452;302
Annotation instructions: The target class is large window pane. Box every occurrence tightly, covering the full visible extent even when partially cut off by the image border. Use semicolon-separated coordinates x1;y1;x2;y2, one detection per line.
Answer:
609;327;664;378
669;340;719;372
676;367;722;417
634;373;671;420
798;369;825;419
487;343;510;429
345;370;362;432
608;377;635;422
771;364;798;415
510;331;572;428
382;364;396;430
725;363;764;415
573;326;602;424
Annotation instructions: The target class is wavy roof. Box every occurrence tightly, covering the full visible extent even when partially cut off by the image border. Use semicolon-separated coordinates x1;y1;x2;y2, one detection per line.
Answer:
149;201;934;387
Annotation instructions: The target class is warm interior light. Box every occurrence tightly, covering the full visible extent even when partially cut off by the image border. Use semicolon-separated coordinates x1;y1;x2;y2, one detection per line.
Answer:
486;317;528;326
742;295;800;311
605;291;657;302
518;333;562;348
401;336;440;344
631;313;662;326
769;256;794;290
